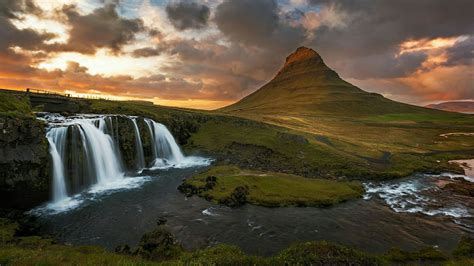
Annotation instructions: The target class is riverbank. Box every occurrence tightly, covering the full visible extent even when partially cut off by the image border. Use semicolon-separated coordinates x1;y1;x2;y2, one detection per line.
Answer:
1;215;473;265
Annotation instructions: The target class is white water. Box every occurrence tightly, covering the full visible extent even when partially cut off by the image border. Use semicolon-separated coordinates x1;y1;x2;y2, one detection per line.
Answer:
364;176;472;219
145;119;184;164
46;127;68;202
131;118;146;170
78;120;125;184
144;119;211;169
34;114;211;214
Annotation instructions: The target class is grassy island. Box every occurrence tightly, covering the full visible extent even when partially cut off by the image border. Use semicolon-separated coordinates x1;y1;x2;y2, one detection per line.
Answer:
179;165;364;207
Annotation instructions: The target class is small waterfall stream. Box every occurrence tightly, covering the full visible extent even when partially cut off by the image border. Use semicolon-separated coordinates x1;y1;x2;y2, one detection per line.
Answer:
38;114;210;213
131;118;146;170
145;119;184;167
46;127;68;202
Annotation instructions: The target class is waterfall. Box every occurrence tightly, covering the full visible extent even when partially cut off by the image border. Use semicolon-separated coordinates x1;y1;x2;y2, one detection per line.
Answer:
46;127;68;202
39;113;211;212
75;120;124;184
145;119;184;166
131;118;145;170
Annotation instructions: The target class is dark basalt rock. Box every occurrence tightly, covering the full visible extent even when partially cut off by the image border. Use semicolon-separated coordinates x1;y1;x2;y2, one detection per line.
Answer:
204;175;217;190
0;116;50;209
156;217;167;226
219;186;249;208
277;132;308;145
444;179;474;197
178;175;217;198
134;227;183;261
114;244;132;255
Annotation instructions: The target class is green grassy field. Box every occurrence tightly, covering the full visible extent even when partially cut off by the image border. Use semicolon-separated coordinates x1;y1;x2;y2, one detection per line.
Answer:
56;97;474;180
216;47;474;179
181;165;364;207
3;88;471;180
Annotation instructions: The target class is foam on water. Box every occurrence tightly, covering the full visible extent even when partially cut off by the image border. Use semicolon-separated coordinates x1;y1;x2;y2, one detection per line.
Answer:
202;207;220;217
31;175;152;215
150;156;213;170
364;176;472;219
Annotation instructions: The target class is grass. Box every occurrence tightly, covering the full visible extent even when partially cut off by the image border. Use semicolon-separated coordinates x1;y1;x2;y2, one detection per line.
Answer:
0;90;32;118
1;217;473;265
182;165;364;207
7;89;472;180
366;113;472;123
61;97;474;180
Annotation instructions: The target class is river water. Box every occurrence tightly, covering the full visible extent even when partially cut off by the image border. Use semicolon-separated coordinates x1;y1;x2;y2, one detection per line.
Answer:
36;166;472;256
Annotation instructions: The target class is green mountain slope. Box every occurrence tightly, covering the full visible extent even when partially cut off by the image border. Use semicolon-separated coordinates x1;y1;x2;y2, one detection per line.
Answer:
221;47;441;117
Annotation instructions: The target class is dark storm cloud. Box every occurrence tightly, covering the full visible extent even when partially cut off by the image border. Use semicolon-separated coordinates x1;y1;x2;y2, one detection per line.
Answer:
297;0;474;83
339;50;428;79
214;0;305;50
444;36;474;67
165;1;210;31
59;4;144;54
307;0;474;58
0;0;52;51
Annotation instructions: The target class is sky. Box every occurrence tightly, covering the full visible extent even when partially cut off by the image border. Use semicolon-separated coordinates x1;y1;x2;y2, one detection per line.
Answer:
0;0;473;110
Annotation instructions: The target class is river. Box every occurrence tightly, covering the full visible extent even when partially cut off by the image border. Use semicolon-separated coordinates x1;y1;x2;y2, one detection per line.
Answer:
35;166;471;256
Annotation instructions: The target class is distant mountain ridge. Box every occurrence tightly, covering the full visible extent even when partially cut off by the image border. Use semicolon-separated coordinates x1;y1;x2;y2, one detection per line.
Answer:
221;47;436;117
426;101;474;114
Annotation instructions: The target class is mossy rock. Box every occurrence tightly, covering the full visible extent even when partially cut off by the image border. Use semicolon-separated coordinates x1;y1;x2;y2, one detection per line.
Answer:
134;227;183;261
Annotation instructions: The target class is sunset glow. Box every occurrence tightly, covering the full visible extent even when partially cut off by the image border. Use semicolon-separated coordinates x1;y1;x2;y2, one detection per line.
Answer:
0;0;472;109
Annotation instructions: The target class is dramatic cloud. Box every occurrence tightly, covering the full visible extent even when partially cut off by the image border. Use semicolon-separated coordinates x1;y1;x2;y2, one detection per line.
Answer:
59;3;144;54
214;0;305;50
0;0;472;108
443;36;474;67
0;0;52;51
165;1;210;31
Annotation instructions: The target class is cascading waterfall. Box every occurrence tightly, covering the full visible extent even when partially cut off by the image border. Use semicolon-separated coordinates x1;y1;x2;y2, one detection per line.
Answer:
131;118;146;170
145;119;184;166
39;113;210;212
46;127;68;202
75;120;124;184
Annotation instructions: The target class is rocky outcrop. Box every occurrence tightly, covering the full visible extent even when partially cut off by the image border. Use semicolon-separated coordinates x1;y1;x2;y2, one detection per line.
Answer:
134;227;183;261
0;116;50;209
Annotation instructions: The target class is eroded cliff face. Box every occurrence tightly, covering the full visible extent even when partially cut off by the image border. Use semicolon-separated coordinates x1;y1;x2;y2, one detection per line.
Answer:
0;117;50;209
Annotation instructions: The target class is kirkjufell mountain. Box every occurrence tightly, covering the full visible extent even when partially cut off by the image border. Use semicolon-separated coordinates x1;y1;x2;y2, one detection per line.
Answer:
222;47;436;117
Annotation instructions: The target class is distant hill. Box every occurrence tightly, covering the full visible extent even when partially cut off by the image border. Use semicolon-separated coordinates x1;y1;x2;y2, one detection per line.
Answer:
426;101;474;114
221;47;439;117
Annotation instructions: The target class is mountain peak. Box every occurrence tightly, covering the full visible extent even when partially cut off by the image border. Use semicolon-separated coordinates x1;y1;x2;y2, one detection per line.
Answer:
283;46;321;67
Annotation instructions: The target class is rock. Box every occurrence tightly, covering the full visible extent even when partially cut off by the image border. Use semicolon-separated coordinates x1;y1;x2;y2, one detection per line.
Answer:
177;182;197;197
0;116;50;209
134;227;183;261
156;217;167;226
115;244;131;255
205;175;217;190
220;186;249;207
277;132;308;145
444;179;474;197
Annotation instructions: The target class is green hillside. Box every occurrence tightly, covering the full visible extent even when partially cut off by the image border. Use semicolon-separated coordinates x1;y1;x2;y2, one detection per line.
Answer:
221;47;444;117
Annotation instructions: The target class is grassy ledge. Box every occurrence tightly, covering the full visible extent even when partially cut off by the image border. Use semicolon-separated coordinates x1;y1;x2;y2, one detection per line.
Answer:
0;91;32;118
179;165;364;207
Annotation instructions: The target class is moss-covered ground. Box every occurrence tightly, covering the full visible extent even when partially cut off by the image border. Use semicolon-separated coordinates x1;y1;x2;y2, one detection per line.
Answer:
9;92;472;181
0;90;32;118
180;165;364;207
